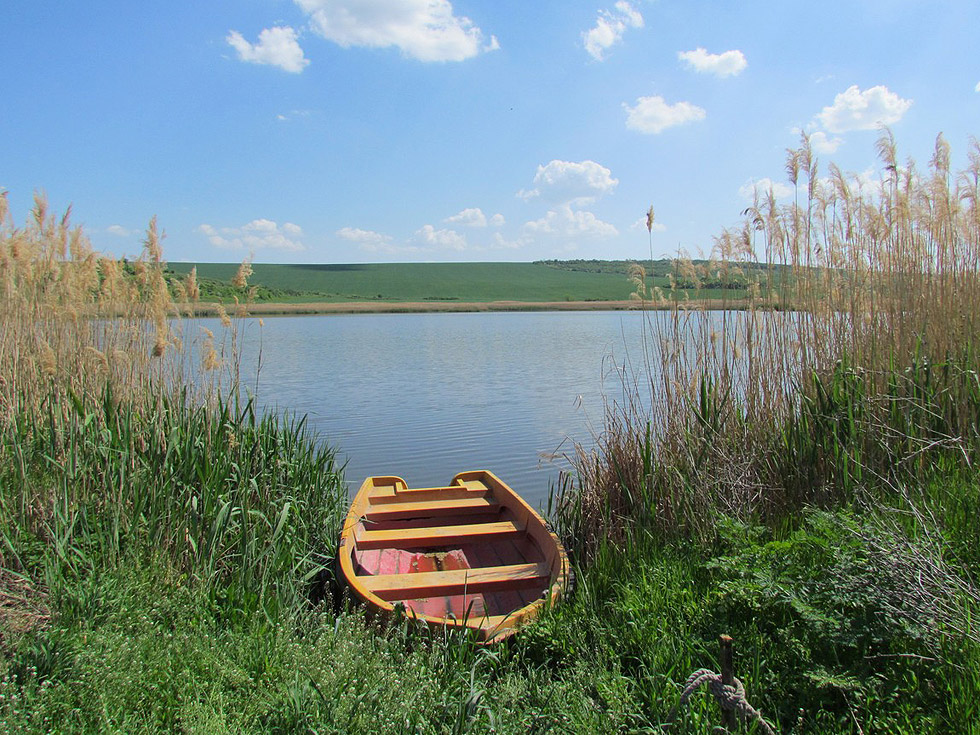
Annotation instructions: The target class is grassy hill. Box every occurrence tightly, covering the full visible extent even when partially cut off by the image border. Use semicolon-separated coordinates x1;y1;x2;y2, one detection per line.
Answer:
167;260;754;304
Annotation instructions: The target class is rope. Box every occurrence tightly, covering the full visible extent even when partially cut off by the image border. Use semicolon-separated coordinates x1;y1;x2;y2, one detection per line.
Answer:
665;668;777;734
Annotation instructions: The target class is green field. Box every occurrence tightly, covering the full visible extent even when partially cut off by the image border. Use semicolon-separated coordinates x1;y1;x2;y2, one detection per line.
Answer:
166;260;752;304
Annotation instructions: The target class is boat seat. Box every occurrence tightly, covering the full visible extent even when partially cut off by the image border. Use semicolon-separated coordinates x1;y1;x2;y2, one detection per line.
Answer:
355;520;524;550
360;562;550;600
363;496;500;522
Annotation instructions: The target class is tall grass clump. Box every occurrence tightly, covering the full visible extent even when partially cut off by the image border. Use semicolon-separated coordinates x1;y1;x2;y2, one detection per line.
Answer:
0;193;346;627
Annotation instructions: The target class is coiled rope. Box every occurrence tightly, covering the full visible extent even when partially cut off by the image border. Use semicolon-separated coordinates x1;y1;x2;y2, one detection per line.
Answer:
665;668;776;734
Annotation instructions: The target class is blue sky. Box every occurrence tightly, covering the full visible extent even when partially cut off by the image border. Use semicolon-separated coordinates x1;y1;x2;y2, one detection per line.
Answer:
3;1;979;264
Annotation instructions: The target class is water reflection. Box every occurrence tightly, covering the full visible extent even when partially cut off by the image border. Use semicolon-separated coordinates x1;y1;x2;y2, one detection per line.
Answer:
183;311;655;509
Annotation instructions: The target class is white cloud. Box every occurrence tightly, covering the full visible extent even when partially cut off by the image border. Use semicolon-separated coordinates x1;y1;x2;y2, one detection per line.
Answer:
106;225;133;237
413;224;467;250
583;1;644;61
294;0;497;62
489;213;505;227
276;109;313;122
975;81;980;93
677;48;747;78
519;160;618;204
624;95;706;134
227;26;309;73
523;205;618;239
199;219;305;251
444;207;487;227
489;232;522;250
739;177;795;202
336;226;393;250
810;130;843;154
815;85;912;133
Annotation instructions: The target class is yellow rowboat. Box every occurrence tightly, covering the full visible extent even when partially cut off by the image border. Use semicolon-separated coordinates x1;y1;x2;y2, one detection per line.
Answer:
338;470;570;643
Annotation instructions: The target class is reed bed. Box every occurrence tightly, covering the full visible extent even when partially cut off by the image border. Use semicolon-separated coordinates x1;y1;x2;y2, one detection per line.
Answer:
550;129;980;734
0;193;345;624
562;130;980;553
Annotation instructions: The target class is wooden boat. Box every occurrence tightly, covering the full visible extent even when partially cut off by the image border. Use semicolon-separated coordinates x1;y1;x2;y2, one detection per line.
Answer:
338;470;570;642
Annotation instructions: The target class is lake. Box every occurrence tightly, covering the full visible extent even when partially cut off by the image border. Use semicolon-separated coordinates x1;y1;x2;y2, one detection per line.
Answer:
210;310;657;510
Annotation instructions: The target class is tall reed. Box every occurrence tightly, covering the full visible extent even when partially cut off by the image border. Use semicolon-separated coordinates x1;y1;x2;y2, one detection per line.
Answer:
563;131;980;556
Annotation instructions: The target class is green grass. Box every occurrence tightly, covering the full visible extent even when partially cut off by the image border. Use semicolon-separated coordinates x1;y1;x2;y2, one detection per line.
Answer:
4;373;979;733
166;261;751;304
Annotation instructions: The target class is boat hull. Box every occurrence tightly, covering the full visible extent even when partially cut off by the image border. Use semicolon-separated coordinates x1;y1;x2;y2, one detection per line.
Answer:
338;470;569;642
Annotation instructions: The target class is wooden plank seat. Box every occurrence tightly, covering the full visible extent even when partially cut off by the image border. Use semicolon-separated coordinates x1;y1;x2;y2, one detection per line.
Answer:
363;496;500;522
368;486;488;504
360;562;550;601
355;520;524;550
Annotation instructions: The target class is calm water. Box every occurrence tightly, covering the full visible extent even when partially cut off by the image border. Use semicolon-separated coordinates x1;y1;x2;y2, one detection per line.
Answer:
211;311;657;510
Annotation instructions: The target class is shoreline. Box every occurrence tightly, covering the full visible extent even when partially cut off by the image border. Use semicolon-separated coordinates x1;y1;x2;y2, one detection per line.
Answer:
180;298;752;316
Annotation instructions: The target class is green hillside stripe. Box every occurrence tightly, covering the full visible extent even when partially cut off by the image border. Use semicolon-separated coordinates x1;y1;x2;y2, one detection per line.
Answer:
167;261;755;304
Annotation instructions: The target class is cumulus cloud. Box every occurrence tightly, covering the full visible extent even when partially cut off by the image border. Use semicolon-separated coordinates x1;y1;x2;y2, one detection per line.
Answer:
975;81;980;92
583;1;643;61
677;47;747;78
523;205;618;239
336;226;393;250
413;224;467;250
294;0;497;62
519;160;618;204
809;130;843;154
624;95;706;134
106;225;133;237
739;177;795;202
442;208;505;228
227;26;309;73
441;208;482;227
815;85;912;133
489;232;522;250
199;219;305;251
